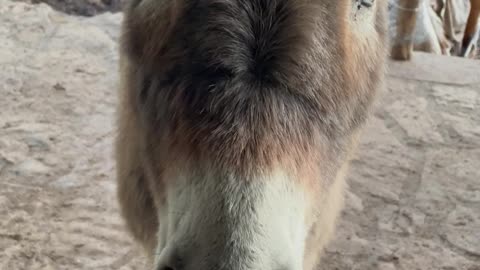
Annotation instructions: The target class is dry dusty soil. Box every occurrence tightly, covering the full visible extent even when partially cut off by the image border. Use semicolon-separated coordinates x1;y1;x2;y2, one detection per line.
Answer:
1;1;479;270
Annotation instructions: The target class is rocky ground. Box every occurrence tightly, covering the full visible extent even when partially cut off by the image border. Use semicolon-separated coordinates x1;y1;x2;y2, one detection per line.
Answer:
0;1;479;270
13;0;124;16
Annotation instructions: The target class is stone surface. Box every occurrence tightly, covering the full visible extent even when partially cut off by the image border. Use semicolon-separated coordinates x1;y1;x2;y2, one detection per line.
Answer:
13;0;124;16
388;52;480;85
1;1;479;269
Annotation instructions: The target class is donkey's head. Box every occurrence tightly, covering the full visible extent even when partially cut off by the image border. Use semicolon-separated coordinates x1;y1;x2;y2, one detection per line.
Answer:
120;1;387;270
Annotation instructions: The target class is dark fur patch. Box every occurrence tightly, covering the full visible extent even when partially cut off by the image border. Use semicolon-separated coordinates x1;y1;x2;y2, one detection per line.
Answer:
121;0;387;176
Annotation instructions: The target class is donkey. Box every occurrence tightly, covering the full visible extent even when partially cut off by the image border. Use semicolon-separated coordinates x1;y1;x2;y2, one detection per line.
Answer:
115;0;387;269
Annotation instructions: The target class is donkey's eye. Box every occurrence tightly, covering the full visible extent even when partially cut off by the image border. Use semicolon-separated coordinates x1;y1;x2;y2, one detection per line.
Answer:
354;0;375;12
359;0;374;8
353;0;375;20
355;0;375;9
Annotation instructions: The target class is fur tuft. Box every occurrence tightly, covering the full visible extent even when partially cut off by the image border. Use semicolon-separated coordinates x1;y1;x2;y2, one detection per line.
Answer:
120;0;386;176
193;0;316;84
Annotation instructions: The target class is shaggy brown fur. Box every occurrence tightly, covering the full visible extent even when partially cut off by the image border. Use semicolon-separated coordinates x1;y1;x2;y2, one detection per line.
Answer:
116;0;387;268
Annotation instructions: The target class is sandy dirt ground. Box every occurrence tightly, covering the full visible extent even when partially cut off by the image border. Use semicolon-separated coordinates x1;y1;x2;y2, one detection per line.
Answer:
0;1;479;270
